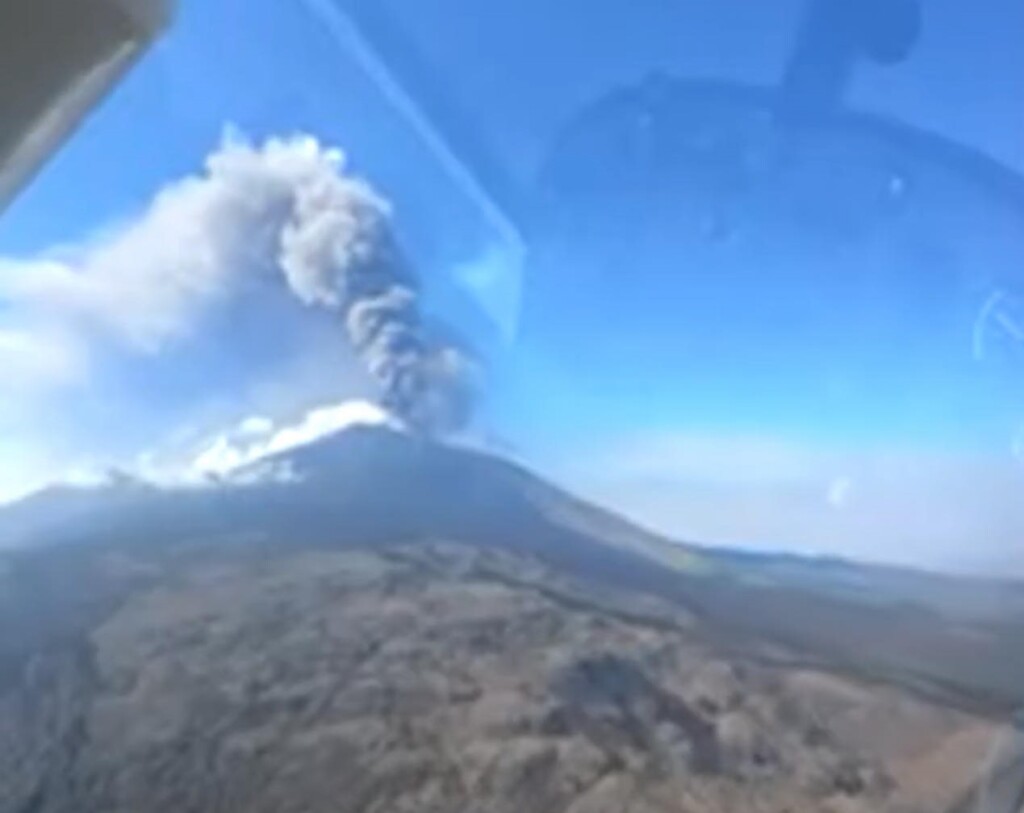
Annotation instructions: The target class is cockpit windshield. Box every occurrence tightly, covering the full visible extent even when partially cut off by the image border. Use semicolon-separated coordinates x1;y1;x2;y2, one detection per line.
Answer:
1;2;1023;812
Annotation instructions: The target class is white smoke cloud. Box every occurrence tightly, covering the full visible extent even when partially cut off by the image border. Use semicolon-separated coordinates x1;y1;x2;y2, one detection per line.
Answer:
0;132;385;358
191;398;392;478
238;416;275;436
0;327;84;396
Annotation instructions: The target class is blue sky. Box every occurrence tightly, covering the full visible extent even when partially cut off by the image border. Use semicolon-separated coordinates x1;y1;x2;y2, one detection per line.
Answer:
1;0;1023;573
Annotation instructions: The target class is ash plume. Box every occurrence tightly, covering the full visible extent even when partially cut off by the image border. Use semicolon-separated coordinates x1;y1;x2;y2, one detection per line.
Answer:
273;136;478;434
0;132;478;435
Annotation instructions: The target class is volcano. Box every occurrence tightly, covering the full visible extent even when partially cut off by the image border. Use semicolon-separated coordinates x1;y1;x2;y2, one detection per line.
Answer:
1;426;1022;813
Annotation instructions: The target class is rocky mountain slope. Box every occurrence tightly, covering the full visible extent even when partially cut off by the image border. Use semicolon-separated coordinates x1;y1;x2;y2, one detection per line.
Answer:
1;427;1021;813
